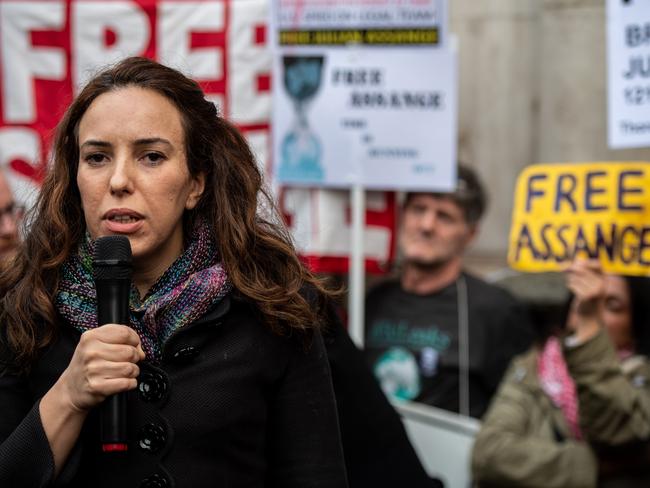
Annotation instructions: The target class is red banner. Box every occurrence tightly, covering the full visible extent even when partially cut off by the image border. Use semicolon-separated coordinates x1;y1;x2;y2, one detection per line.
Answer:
0;0;395;273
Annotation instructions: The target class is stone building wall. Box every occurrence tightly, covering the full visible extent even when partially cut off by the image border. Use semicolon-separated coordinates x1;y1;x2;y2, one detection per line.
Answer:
451;0;650;272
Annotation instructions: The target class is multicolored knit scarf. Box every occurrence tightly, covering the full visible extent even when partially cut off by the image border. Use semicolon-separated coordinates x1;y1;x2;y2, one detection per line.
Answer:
55;221;231;363
537;336;583;440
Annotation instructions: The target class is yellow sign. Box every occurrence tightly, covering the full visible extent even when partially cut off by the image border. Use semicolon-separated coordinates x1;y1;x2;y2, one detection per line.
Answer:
508;162;650;275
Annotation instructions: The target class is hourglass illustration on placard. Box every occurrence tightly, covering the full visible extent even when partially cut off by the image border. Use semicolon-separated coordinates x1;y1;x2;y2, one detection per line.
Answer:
278;56;325;183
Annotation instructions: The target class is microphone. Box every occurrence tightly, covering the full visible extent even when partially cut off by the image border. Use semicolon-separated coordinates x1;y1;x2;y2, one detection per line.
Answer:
93;235;133;453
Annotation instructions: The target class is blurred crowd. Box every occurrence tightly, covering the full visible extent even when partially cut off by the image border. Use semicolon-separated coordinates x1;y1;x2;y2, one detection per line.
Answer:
360;164;650;487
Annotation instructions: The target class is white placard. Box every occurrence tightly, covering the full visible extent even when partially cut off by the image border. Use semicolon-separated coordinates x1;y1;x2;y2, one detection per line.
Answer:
271;0;456;191
272;47;456;189
607;0;650;149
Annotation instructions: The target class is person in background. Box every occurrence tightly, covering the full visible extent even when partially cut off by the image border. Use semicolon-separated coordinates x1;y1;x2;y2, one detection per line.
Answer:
364;164;533;418
0;57;347;488
0;168;22;259
471;260;650;487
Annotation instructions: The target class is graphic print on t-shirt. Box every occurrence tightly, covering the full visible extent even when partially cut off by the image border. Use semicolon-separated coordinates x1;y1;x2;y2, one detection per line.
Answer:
374;347;421;400
368;319;452;401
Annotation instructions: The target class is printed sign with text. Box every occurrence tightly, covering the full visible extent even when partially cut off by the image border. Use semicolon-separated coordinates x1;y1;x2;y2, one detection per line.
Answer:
607;0;650;149
508;162;650;276
271;0;456;191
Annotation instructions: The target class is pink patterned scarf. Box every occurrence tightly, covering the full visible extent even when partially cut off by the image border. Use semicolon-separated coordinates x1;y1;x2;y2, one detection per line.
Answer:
537;337;583;440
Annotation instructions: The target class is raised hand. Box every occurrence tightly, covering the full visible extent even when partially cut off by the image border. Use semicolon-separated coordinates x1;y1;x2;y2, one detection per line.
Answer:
565;259;605;341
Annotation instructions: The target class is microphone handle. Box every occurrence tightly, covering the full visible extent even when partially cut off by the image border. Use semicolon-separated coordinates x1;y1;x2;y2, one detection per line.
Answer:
101;395;128;452
96;278;131;452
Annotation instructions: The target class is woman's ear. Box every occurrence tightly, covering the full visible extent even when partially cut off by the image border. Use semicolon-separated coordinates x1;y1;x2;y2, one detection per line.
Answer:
186;173;205;210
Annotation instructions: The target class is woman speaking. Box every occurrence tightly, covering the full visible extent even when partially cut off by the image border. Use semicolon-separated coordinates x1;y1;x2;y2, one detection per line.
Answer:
0;57;348;488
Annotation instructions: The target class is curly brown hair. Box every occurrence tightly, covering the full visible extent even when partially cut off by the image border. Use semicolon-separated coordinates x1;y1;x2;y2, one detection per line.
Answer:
0;57;334;371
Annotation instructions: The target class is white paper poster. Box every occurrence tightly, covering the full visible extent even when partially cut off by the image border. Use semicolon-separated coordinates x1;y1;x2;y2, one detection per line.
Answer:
271;0;457;191
607;0;650;149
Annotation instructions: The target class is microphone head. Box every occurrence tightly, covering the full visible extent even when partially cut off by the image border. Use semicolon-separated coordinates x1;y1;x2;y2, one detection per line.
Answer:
93;235;133;280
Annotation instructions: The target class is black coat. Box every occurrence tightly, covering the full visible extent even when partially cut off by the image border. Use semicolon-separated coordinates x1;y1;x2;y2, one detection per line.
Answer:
0;294;349;488
324;315;443;488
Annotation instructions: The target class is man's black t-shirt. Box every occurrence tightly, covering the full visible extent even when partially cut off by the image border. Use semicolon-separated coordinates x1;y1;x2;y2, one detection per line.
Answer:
364;272;533;418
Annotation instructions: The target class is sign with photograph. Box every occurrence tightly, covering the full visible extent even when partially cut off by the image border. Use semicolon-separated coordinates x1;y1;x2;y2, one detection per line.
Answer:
508;162;650;276
607;0;650;149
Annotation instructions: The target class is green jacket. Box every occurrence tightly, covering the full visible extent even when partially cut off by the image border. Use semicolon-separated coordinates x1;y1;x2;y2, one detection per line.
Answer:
471;329;650;488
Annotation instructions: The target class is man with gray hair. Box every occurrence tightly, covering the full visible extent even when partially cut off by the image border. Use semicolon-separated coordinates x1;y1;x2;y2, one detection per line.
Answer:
364;164;533;418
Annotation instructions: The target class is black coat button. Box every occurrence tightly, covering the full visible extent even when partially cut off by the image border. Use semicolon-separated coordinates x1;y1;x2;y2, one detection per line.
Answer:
140;473;169;488
171;346;199;363
138;372;168;402
138;423;166;453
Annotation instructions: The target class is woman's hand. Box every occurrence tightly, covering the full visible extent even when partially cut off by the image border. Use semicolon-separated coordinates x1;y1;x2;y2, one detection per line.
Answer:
39;324;145;475
57;324;145;413
565;259;605;341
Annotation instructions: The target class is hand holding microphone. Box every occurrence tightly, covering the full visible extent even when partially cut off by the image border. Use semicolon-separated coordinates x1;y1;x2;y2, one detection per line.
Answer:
93;235;138;452
58;324;144;411
56;236;143;452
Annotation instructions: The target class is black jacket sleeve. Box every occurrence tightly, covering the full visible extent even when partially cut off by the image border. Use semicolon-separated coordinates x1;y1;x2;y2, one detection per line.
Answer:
266;330;349;488
0;330;84;488
0;372;56;487
324;306;443;488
